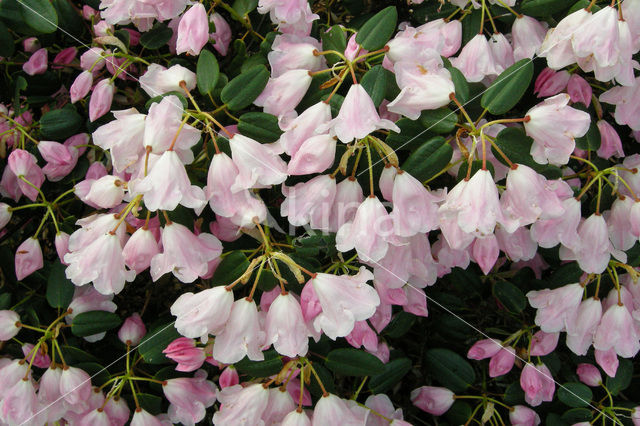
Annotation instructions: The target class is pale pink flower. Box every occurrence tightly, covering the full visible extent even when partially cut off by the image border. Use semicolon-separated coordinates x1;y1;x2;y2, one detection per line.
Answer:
118;312;146;345
595;347;619;377
509;405;541;426
281;174;336;230
450;34;497;82
0;310;20;341
176;3;209;56
85;175;126;208
467;338;502;360
530;197;581;250
210;13;232;56
170;286;233;339
15;237;43;281
345;320;378;352
410;386;455;416
212;298;265;363
38;140;79;182
576;363;602;387
265;292;309;357
489;32;514;74
281;410;311;426
379;164;396;202
80;47;105;71
567;74;592;106
534;68;570;98
538;9;591;69
254;69;313;118
488;346;516;377
572;213;615;274
213;383;269;425
529;331;559;356
599;77;640;131
122;228;160;274
8;149;45;202
280;101;332;156
520;363;555;407
565;297;602;356
526;283;584;332
268;34;324;77
262;388;297;424
143;95;200;158
163;371;217;425
131;408;167;426
311;268;380;339
0;378;40;424
139;63;197;97
512;15;547;61
593;303;640;358
92;108;146;173
287;134;337;175
322;84;400;143
0;203;11;230
89;79;115;122
312;393;369;425
229;134;287;191
597;119;624;159
472;234;500;275
495;226;537;262
328;178;364;232
151;223;221;283
23;48;48;75
60;365;92;405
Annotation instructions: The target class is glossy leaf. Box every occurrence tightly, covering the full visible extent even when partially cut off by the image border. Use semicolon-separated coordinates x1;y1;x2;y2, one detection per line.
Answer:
481;59;534;115
355;6;397;51
197;49;220;95
557;382;593;408
20;0;58;33
325;348;385;377
493;281;527;313
402;136;453;182
238;112;283;143
424;348;476;392
46;262;74;309
71;311;122;337
221;65;270;111
368;358;412;393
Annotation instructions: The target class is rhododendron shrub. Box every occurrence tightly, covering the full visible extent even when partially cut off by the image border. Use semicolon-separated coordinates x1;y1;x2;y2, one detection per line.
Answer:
1;0;640;424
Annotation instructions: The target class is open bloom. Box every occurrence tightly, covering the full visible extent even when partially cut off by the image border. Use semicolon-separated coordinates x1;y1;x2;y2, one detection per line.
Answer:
229;134;287;191
254;69;313;118
281;174;336;230
176;3;209;56
163;371;217;425
265;292;309;357
15;237;43;281
170;287;234;339
526;283;584;332
212;298;265;363
520;363;555;407
593;303;640;358
391;170;440;236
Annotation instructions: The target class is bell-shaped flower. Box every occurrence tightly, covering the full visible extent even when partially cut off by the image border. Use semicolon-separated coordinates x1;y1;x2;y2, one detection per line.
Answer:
595;347;619;377
488;345;516;377
268;33;324;77
520;363;555;407
130;408;166;426
526;283;584;332
70;70;93;103
163;371;217;425
209;13;232;56
472;234;500;275
577;364;602;387
512;15;546;61
450;34;497;82
38;140;79;182
8;149;45;202
322;84;400;143
573;7;625;69
23;48;47;76
336;196;395;262
509;405;541;426
0;377;40;424
122;227;159;274
213;384;270;425
529;330;559;356
118;312;146;346
151;222;221;283
572;213;615;274
281;174;336;230
0;203;11;230
564;297;602;356
134;150;206;212
538;9;590;69
311;268;380;339
176;3;209;56
170;286;234;339
524;94;591;165
597;119;624;159
489;32;514;74
262;387;297;425
60;365;92;406
280;101;332;156
65;232;135;295
287;134;336;175
254;69;313;118
593;303;640;358
139;63;197;97
495;226;537;262
92;108;146;173
567;74;592;106
212;298;265;363
0;310;20;341
328;177;364;232
265;292;309;357
530;196;581;250
84;175;126;209
410;386;455;416
229;134;287;191
379;164;396;202
467;338;502;360
599;77;640;131
89;79;115;122
312;393;369;425
15;237;43;281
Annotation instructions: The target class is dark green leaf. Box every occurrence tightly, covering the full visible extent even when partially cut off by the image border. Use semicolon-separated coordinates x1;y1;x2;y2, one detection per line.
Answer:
574;119;600;151
235;349;282;377
461;9;482;45
561;408;592;423
504;382;525;405
196;49;220;95
605;358;633;395
238;112;283;143
368;358;411;393
355;6;397;51
139;23;173;49
232;0;258;16
424;348;476;392
493;281;527;313
386;118;431;151
402;136;453;182
419;108;458;134
211;251;250;286
59;345;100;364
308;364;336;397
39;105;83;140
71;311;122;337
361;65;390;108
138;323;181;364
446;401;472;425
457;161;495;182
481;59;534;115
521;0;574;17
325;348;385;377
557;382;593;408
46;262;74;309
0;293;11;310
321;26;347;66
383;312;416;338
221;65;270;111
0;21;15;57
447;64;470;103
20;0;58;33
52;0;83;37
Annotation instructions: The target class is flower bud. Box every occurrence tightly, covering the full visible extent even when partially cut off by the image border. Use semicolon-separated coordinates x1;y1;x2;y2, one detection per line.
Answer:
567;74;592;106
509;405;541;426
576;363;602;386
163;337;206;372
23;48;48;76
21;343;51;368
118;313;146;345
23;37;40;53
70;71;93;103
89;79;114;122
219;366;239;388
410;386;455;415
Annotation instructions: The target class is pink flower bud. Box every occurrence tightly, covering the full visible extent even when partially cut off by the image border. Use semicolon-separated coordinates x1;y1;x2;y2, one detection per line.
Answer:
219;366;239;388
54;232;70;265
103;396;130;425
488;346;516;377
534;68;570;98
22;48;48;76
567;74;592;106
82;5;98;20
122;228;160;274
596;119;624;159
577;363;602;386
410;386;455;415
23;37;40;53
529;330;559;356
80;47;105;71
467;338;502;360
176;3;209;56
118;313;146;346
124;28;141;46
15;237;43;281
89;79;114;122
163;337;206;372
0;310;21;341
53;47;77;67
344;34;366;62
70;71;93;103
210;13;232;56
509;405;541;426
0;203;11;230
93;20;112;37
21;343;51;368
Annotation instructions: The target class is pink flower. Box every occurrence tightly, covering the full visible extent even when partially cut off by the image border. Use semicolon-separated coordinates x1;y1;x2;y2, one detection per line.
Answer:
322;84;400;143
80;47;105;71
410;386;455;416
287;134;337;175
118;312;146;345
467;338;502;360
599;77;640;131
593;303;640;358
84;175;126;208
571;213;614;274
281;174;336;230
391;170;440;237
488;346;516;377
89;79;115;122
0;378;40;424
379;165;396;202
210;13;232;56
530;197;581;250
567;74;592;106
163;371;217;425
0;203;11;230
472;235;500;275
23;37;40;53
143;95;200;157
450;34;497;82
565;297;602;356
265;292;310;357
64;232;135;295
163;337;206;372
595;347;619;377
176;3;209;56
38;141;79;182
15;237;43;281
311;267;380;339
122;228;160;274
139;63;197;97
218;366;239;388
212;298;265;363
526;283;584;332
512;15;546;61
596;119;624;159
60;365;92;405
328;178;364;232
170;287;233;339
509;405;541;426
21;343;50;368
254;69;313;118
70;71;93;103
262;387;297;424
495;226;537;262
280;101;332;156
281;410;311;426
22;48;48;75
8;149;45;202
131;408;166;426
489;32;514;74
213;384;269;425
151;223;221;283
92;108;146;173
345;320;378;352
267;34;324;77
520;363;555;407
529;331;559;356
538;9;590;69
576;363;602;387
534;68;570;98
229;134;287;191
312;393;369;424
0;310;21;341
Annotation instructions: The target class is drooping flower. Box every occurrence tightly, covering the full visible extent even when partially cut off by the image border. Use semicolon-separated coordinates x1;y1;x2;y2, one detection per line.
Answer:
170;287;234;339
211;298;265;363
410;386;455;416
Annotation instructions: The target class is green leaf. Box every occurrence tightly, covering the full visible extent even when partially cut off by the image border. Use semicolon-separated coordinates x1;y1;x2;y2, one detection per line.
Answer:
481;59;534;115
308;364;336;397
457;160;495;182
383;311;416;338
402;136;453;182
232;0;258;16
39;105;83;141
368;358;412;393
139;22;173;49
235;349;282;377
221;65;270;111
20;0;58;33
355;6;397;50
361;65;391;108
0;293;11;310
52;0;83;37
492;127;563;179
419;108;458;134
446;64;470;103
0;21;15;57
503;382;525;405
212;251;250;286
424;348;476;392
59;345;100;364
46;262;74;309
386;118;431;151
321;25;347;66
521;0;574;17
493;281;527;313
71;311;122;337
196;49;220;95
574;119;600;151
461;9;482;45
606;358;633;395
446;401;473;425
557;382;593;408
561;408;592;424
325;348;385;377
238;112;283;143
138;323;181;364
